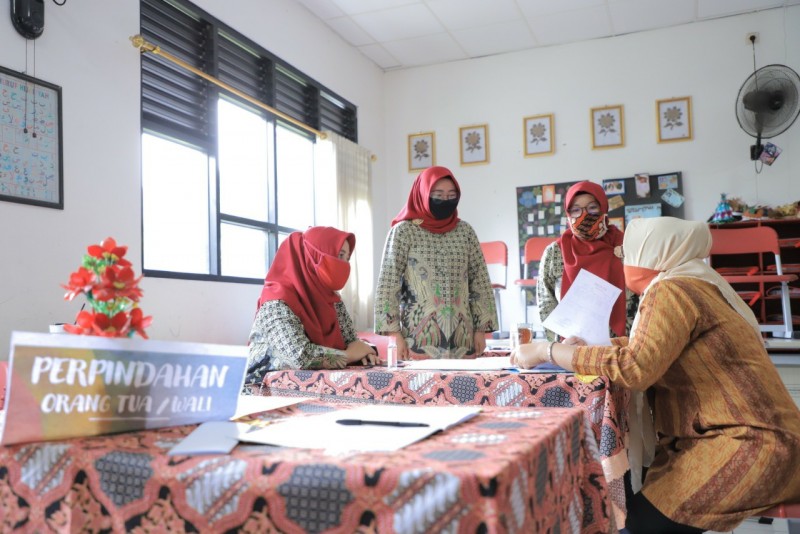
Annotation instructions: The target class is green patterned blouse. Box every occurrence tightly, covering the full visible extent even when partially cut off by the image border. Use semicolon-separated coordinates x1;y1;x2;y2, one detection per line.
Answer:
536;240;639;342
246;299;357;389
374;220;497;358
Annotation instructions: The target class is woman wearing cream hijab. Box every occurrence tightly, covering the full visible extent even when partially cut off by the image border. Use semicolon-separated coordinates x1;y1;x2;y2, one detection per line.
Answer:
513;217;800;533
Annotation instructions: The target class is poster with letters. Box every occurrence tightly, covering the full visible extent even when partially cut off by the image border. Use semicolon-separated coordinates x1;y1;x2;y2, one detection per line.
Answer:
0;332;248;445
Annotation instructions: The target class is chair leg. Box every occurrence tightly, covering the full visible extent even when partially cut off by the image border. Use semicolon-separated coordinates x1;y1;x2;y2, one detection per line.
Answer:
493;288;503;331
778;282;794;339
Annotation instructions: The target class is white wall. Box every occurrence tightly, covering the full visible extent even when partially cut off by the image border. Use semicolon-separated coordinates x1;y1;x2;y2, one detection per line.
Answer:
0;0;386;351
382;7;800;332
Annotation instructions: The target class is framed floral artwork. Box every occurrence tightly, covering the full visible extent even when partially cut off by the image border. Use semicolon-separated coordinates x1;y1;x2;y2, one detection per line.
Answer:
523;114;554;157
591;105;625;149
657;96;692;143
408;132;435;171
459;124;489;165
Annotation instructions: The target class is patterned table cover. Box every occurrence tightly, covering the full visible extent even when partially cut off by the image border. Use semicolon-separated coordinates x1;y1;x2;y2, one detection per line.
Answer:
252;368;630;526
0;401;612;533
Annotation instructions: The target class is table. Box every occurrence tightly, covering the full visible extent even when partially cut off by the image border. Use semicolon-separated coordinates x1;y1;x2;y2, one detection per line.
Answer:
0;400;612;533
251;368;630;526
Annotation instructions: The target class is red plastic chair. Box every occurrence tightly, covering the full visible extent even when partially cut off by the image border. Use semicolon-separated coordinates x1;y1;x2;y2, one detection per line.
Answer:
480;241;508;330
749;502;800;533
710;226;798;339
513;237;557;323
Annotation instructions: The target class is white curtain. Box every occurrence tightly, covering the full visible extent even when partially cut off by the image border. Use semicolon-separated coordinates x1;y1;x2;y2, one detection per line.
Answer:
315;131;374;331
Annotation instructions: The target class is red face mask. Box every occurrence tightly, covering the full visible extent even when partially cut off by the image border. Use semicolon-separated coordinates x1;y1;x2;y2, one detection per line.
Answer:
318;255;351;291
623;265;661;295
570;212;607;241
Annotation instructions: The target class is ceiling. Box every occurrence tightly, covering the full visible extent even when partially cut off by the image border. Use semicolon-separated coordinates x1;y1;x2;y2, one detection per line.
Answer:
296;0;799;71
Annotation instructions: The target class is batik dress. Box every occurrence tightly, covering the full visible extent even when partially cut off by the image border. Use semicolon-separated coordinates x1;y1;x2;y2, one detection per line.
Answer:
245;300;358;389
374;220;497;358
573;277;800;531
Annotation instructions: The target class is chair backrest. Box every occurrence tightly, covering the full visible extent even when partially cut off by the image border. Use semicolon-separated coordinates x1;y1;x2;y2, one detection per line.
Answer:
480;241;508;267
521;236;557;278
710;226;783;273
709;226;780;256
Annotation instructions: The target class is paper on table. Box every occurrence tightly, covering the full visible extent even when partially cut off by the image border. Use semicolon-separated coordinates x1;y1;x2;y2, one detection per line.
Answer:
230;395;305;420
239;405;481;453
402;356;513;371
541;268;622;346
168;421;251;455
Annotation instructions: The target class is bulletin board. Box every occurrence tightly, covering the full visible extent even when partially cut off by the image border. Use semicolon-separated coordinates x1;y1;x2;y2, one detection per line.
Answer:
0;65;63;209
515;172;684;278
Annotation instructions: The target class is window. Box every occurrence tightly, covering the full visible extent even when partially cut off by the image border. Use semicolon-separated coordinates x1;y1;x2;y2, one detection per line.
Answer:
140;0;357;283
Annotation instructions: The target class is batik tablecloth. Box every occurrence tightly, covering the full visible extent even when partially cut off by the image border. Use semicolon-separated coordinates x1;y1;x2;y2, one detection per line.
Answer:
252;368;630;526
0;401;612;533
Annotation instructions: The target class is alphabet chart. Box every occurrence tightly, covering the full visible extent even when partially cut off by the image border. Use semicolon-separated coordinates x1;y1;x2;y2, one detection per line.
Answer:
0;65;62;209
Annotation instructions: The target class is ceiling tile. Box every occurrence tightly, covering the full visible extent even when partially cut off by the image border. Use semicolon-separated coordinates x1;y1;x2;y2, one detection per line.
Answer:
352;4;445;41
426;0;521;30
358;43;402;69
325;15;376;46
382;33;468;66
698;0;786;18
609;0;695;34
527;6;613;46
295;0;346;20
332;0;419;16
452;20;536;57
516;0;607;17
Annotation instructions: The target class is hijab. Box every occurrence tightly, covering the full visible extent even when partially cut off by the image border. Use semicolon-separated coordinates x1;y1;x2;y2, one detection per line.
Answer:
559;181;627;337
257;226;356;349
391;166;461;233
623;217;761;338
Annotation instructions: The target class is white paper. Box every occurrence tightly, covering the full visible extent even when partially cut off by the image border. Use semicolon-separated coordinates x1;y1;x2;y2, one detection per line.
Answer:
555;194;562;202
526;225;533;235
239;405;481;453
528;213;534;222
168;421;251;455
538;226;545;235
402;356;512;371
555;206;561;215
231;395;304;420
538;210;545;219
541;269;622;345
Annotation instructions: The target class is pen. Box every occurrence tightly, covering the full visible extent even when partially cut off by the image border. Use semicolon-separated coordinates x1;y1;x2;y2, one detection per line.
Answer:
335;419;429;428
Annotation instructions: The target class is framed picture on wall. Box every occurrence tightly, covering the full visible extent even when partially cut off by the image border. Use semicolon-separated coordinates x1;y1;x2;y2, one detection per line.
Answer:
408;132;436;171
459;124;489;165
591;104;625;149
0;65;63;210
523;114;554;157
657;96;693;143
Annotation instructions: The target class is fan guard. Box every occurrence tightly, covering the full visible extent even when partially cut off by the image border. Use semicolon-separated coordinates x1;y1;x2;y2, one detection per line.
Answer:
735;64;800;146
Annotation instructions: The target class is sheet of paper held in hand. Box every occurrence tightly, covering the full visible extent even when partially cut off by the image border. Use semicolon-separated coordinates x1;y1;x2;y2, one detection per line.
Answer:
541;268;622;346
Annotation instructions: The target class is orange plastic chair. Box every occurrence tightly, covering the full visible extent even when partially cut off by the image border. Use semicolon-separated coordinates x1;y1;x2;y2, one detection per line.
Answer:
480;241;508;330
513;237;557;323
709;226;798;339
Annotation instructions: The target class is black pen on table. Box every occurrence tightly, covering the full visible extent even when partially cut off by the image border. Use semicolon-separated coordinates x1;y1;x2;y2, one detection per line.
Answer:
336;419;429;428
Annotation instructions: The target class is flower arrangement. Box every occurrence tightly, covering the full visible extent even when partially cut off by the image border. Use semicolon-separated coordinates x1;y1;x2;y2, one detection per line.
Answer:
61;237;152;338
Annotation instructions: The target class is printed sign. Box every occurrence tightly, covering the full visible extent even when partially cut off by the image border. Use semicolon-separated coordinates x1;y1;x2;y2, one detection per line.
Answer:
0;332;248;445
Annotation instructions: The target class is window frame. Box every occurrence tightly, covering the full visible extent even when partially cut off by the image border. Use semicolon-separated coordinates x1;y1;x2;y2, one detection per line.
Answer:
140;0;357;284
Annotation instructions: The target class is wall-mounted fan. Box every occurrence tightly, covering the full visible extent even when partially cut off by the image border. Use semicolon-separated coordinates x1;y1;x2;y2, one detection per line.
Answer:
735;64;800;160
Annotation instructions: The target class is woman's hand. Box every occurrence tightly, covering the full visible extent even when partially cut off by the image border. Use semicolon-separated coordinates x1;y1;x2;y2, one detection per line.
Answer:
473;331;486;356
510;341;548;369
345;340;378;365
562;336;587;346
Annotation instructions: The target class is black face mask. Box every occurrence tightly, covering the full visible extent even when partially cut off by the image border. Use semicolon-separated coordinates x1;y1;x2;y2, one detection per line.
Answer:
429;197;459;219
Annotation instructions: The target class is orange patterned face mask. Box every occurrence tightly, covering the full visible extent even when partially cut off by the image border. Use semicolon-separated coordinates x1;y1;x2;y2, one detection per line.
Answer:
623;265;661;295
569;211;607;241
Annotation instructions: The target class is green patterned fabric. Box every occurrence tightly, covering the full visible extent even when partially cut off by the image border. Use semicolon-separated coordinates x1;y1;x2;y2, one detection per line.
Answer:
374;220;497;358
246;300;357;386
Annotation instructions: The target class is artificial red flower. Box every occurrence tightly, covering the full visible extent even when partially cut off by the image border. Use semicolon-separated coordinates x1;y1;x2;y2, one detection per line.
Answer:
93;265;143;302
129;308;152;339
91;312;131;337
87;237;131;267
62;267;96;301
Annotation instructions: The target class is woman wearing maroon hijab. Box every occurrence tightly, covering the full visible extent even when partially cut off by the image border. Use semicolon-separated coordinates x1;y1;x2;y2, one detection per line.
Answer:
536;181;637;341
374;166;497;359
246;226;378;389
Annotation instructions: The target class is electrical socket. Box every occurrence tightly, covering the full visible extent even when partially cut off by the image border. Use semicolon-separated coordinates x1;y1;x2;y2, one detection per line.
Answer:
746;32;759;44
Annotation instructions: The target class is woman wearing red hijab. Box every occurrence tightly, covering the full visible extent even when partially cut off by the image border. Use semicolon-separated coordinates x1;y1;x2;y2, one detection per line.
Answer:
537;181;637;341
246;226;379;388
374;166;497;359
